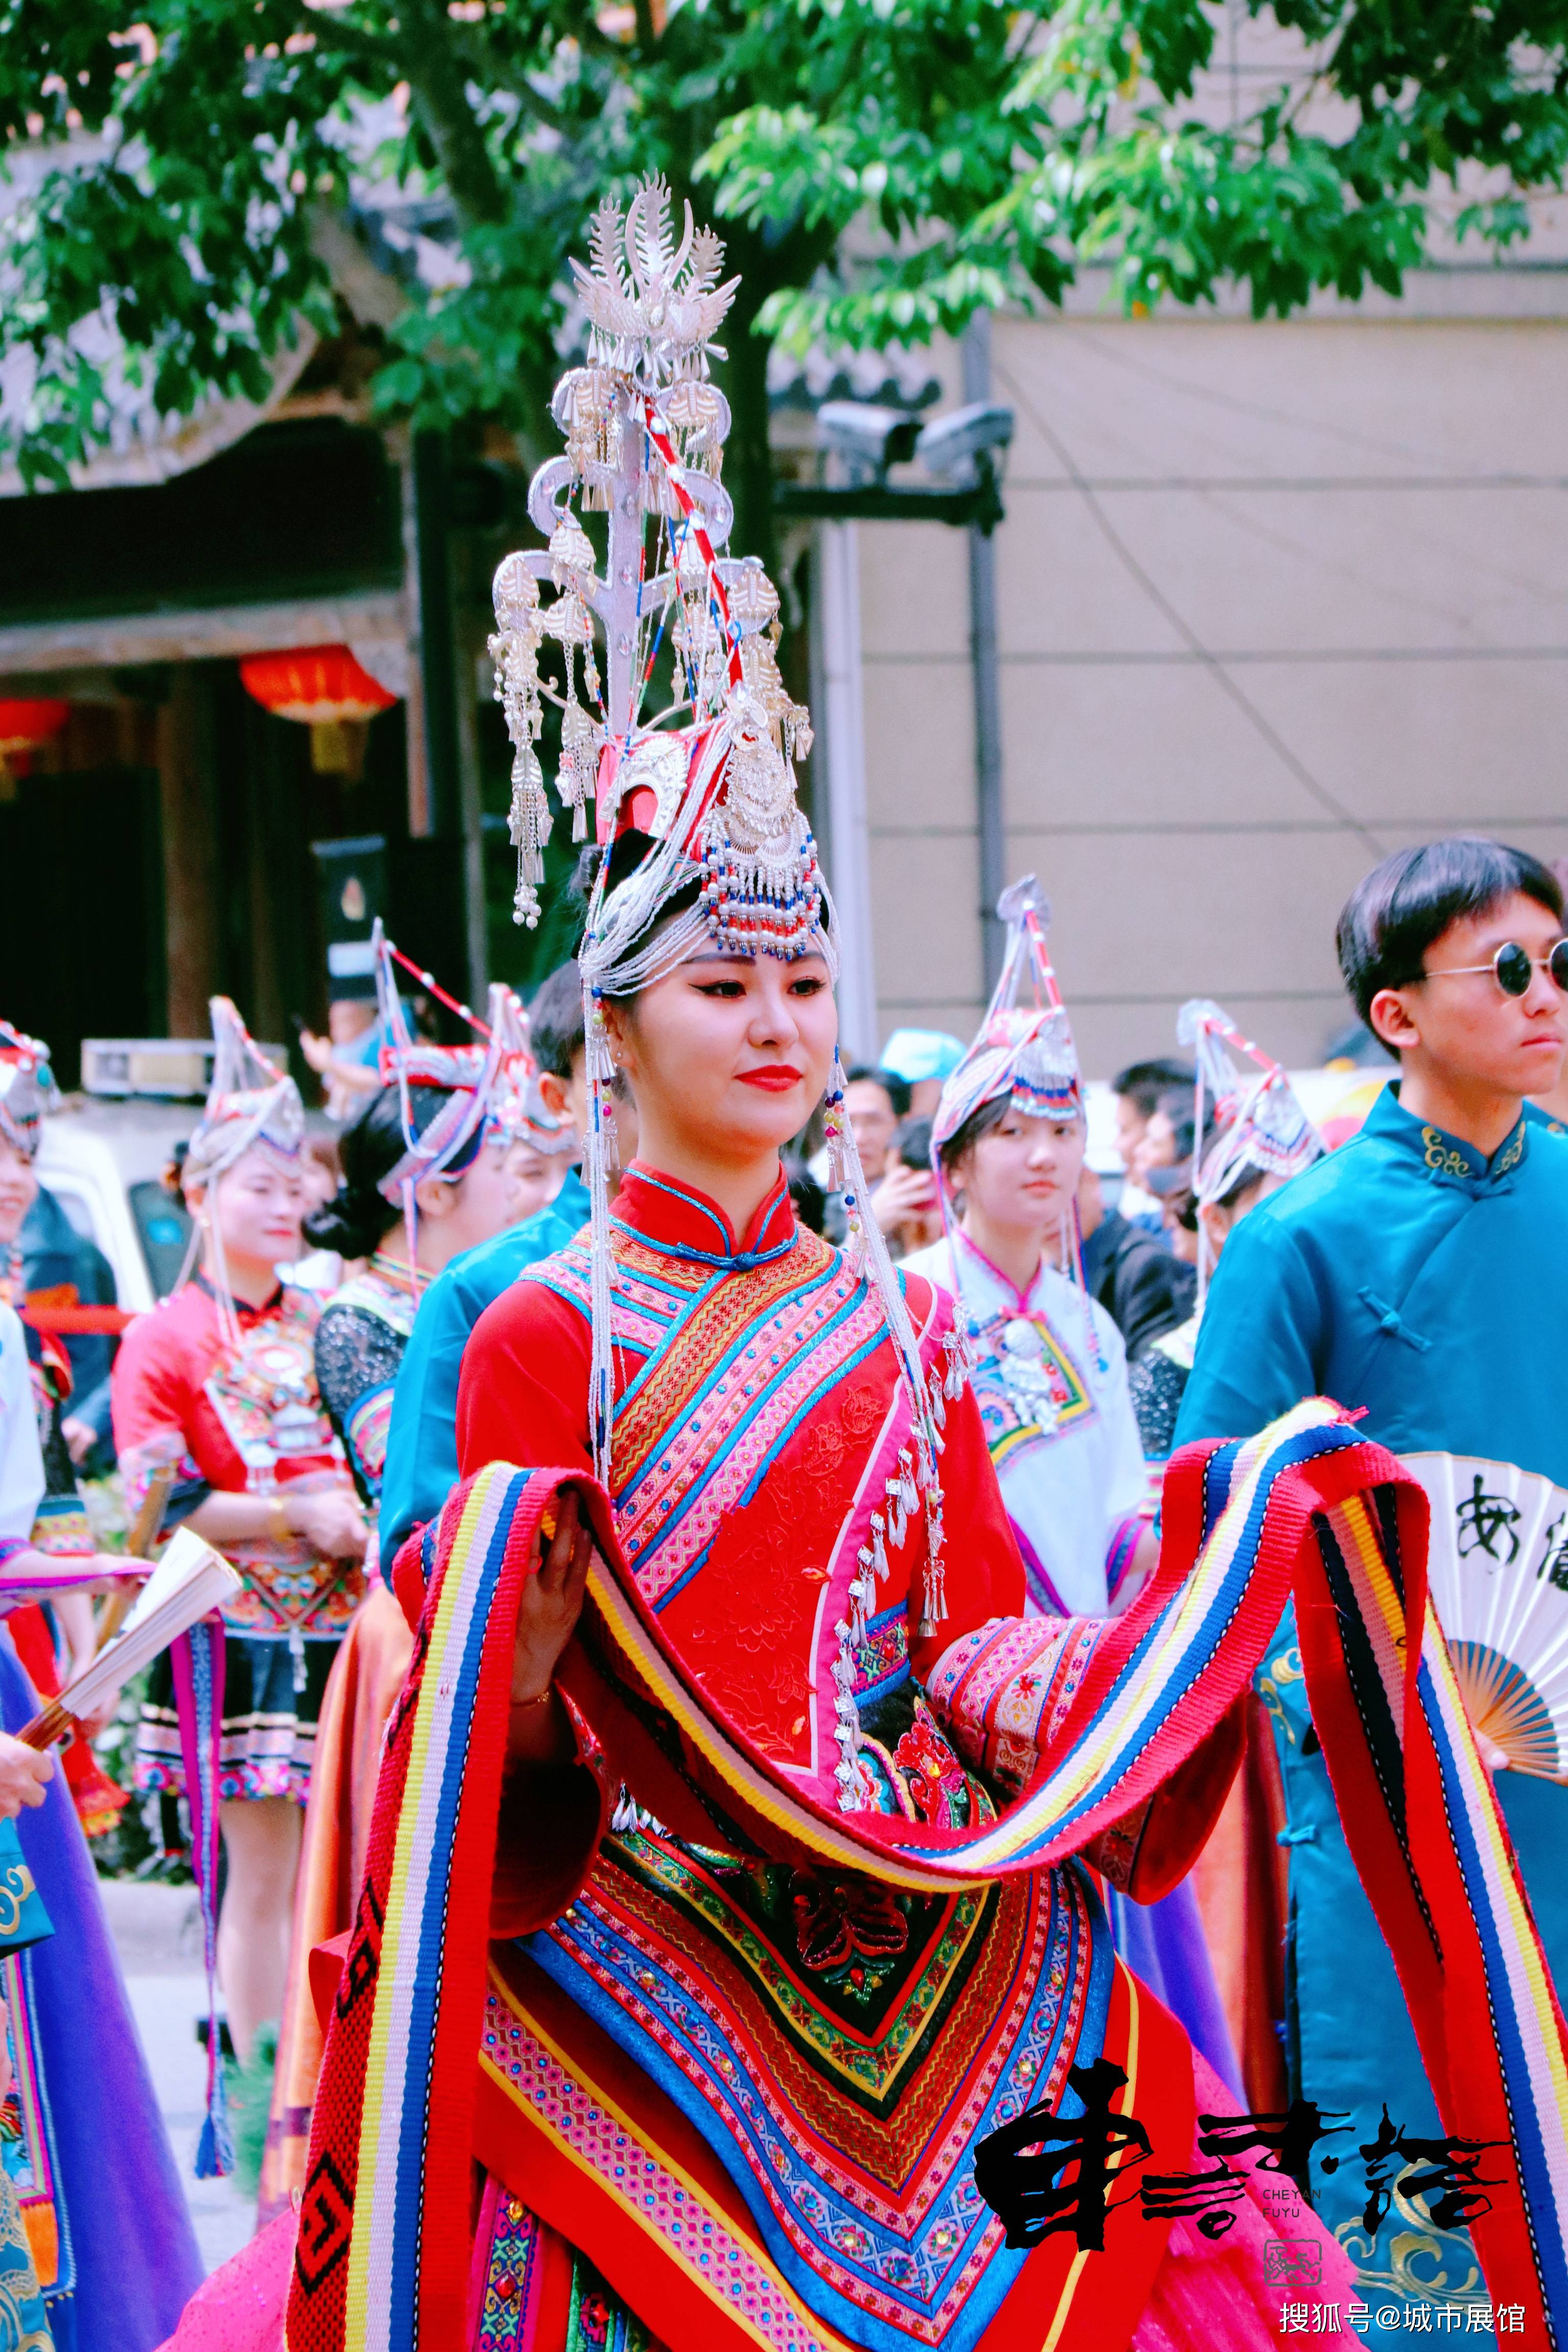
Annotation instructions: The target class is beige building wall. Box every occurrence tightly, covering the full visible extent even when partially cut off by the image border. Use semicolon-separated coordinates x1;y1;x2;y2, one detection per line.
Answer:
851;287;1568;1079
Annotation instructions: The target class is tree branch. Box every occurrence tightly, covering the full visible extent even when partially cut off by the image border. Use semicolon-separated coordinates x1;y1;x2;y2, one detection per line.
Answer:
290;10;404;71
399;0;509;229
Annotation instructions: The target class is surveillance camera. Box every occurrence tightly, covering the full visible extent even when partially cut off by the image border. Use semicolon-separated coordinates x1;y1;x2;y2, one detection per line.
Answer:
815;402;923;482
916;402;1015;483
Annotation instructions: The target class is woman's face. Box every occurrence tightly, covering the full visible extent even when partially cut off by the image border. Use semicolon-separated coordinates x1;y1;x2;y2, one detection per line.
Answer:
0;1140;38;1248
606;949;838;1168
301;1152;339;1213
1197;1168;1283;1260
957;1108;1086;1240
204;1147;305;1272
505;1139;568;1223
416;1137;520;1265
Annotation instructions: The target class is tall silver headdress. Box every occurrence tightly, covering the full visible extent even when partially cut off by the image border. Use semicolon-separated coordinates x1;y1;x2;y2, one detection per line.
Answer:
489;181;949;1622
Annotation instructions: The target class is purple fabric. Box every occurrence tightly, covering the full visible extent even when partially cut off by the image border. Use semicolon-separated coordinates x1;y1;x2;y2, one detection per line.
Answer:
1009;1520;1071;1616
1110;1875;1244;2101
0;1634;204;2352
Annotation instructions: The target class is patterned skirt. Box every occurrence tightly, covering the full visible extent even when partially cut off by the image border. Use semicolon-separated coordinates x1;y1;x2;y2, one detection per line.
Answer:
135;1631;342;1804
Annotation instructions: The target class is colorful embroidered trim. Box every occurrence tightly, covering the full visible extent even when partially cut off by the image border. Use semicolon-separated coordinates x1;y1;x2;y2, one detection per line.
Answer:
173;1621;233;2177
520;1843;1107;2350
0;1952;65;2297
474;2185;544;2349
287;1464;616;2352
480;1979;845;2352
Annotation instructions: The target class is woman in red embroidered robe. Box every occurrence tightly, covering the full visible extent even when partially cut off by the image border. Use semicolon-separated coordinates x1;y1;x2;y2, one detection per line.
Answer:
426;934;1357;2352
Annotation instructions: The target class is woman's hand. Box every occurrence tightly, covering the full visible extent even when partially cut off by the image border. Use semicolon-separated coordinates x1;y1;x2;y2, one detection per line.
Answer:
506;1491;595;1768
871;1162;940;1237
0;1735;52;1819
512;1491;594;1702
60;1415;97;1466
286;1488;370;1561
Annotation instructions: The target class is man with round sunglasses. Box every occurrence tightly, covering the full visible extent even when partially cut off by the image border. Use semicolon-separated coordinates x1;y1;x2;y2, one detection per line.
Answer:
1175;835;1568;2328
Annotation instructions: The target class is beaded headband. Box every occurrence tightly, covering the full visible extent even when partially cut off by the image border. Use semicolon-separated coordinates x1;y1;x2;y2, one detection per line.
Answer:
371;922;519;1206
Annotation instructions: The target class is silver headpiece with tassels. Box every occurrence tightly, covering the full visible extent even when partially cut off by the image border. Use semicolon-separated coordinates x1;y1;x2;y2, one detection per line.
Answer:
370;921;533;1292
1177;998;1324;1303
488;179;955;1635
180;1001;305;1345
930;874;1104;1379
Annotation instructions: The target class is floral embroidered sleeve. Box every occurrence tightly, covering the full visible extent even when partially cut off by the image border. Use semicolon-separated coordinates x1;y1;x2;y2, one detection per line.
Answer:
914;1321;1241;1897
315;1302;408;1507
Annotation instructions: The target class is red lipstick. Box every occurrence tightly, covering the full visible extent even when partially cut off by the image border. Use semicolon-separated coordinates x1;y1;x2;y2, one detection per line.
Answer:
737;1065;802;1093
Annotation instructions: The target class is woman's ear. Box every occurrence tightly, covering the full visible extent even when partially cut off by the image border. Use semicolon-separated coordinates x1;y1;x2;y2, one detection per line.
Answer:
599;997;634;1074
537;1070;572;1120
412;1172;458;1222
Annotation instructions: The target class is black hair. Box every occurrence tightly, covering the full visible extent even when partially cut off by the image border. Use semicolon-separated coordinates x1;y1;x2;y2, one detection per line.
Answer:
1153;1084;1197;1163
936;1093;1010;1175
1337;837;1564;1026
302;1083;465;1258
896;1113;934;1171
1111;1058;1195;1117
1164;1175;1198;1233
781;1153;825;1235
572;836;703;1005
527;960;586;1081
846;1064;912;1120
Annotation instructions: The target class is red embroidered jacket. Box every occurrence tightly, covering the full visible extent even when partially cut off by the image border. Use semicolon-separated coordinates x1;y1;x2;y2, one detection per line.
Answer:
454;1162;1240;1934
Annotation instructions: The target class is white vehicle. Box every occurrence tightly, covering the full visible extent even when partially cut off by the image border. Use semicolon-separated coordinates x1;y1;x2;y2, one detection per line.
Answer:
32;1035;299;1312
34;1095;199;1312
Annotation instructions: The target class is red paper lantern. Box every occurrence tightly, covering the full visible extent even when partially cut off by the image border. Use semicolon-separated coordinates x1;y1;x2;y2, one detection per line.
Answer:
239;644;398;773
0;699;69;788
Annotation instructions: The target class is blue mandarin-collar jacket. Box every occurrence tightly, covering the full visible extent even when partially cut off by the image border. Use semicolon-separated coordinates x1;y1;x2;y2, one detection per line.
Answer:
1176;1083;1568;1483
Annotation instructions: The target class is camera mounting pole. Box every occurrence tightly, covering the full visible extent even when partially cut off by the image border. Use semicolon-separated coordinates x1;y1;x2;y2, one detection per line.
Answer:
772;451;1006;535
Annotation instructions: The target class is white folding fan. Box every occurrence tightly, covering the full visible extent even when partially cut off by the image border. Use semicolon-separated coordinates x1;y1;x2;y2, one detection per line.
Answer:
1402;1453;1568;1779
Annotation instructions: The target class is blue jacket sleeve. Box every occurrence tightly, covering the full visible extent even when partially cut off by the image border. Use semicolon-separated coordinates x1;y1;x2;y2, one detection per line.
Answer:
378;1264;473;1562
1172;1211;1326;1451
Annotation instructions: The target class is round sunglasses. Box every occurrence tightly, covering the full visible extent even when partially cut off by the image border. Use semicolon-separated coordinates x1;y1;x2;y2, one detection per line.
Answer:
1424;939;1568;997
